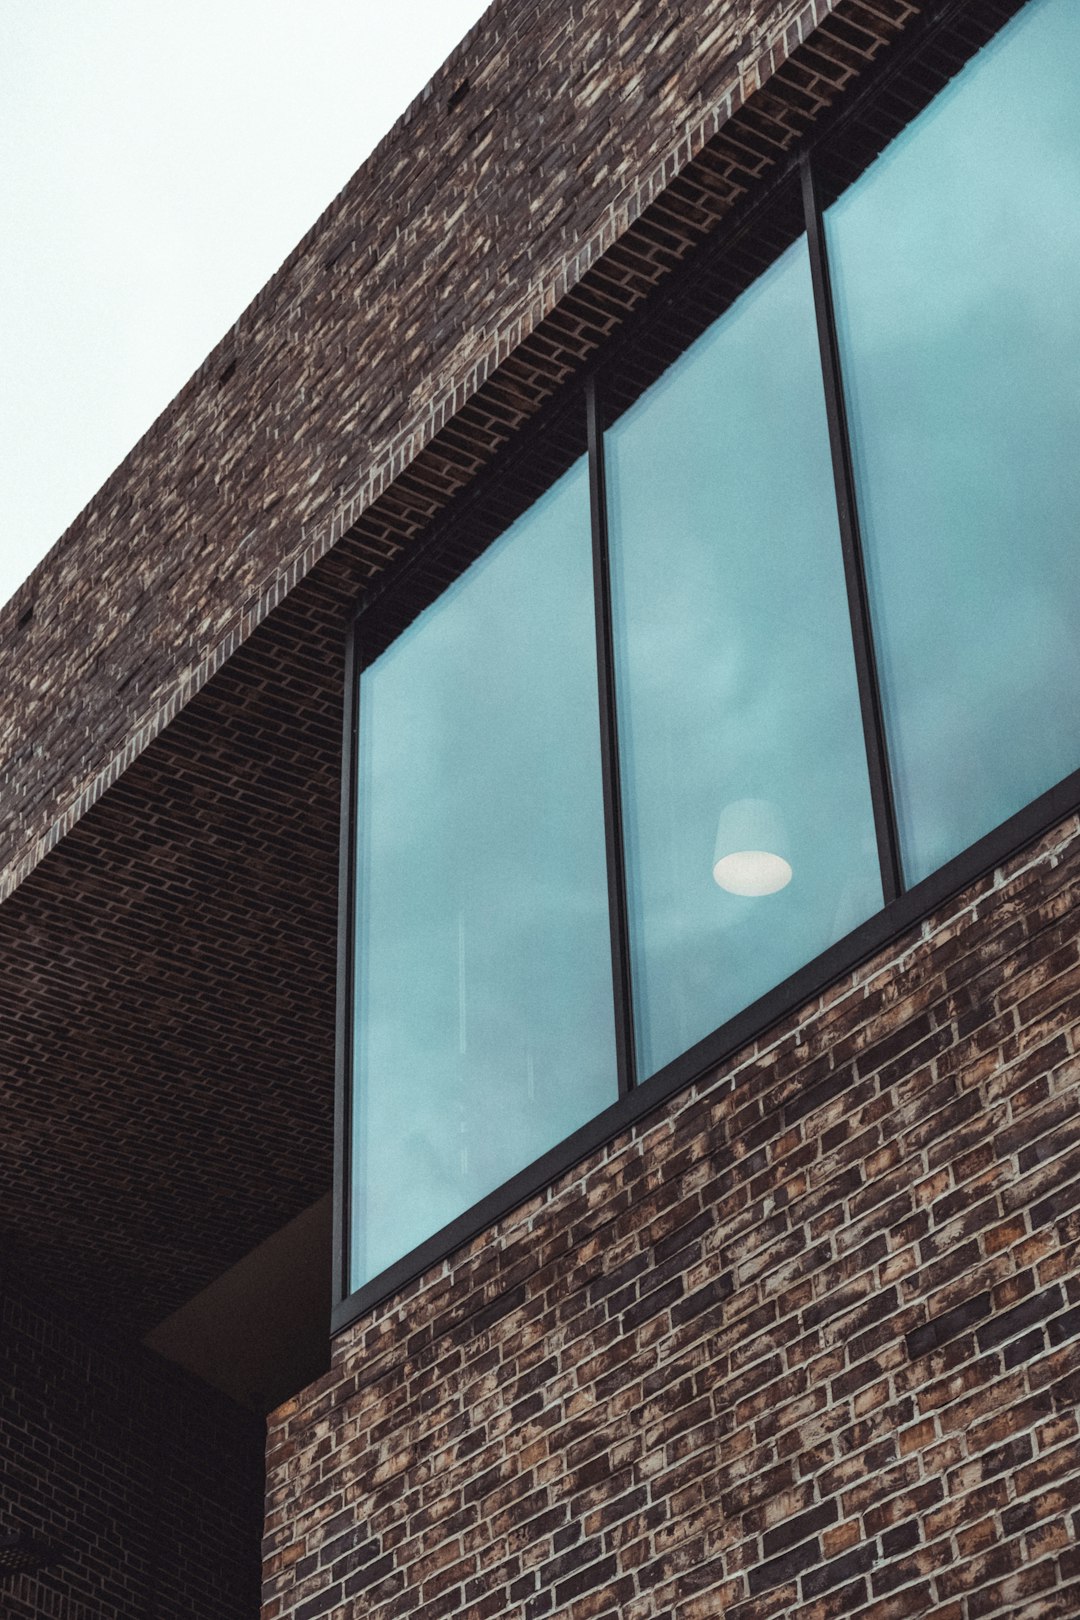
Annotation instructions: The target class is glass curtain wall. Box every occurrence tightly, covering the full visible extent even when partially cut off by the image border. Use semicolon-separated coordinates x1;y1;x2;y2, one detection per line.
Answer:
605;236;881;1080
825;0;1080;883
344;0;1080;1308
351;458;618;1289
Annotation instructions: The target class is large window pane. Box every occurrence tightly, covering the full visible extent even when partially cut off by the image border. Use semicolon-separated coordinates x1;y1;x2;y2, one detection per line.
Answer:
351;459;617;1290
607;236;882;1083
826;0;1080;883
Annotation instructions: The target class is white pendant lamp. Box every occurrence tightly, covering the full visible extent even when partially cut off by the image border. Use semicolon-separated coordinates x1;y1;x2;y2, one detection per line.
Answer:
712;798;792;896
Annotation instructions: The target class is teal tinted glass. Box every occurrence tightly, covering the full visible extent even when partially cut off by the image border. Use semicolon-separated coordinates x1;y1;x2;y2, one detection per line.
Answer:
351;459;617;1290
607;236;882;1083
826;0;1080;883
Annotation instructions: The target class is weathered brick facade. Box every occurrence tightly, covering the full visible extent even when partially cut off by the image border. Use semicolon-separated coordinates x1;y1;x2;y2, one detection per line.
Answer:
265;820;1080;1620
2;0;1076;1614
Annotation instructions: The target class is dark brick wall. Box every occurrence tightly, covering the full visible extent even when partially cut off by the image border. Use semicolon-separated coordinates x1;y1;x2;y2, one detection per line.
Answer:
0;611;341;1329
0;1283;265;1618
264;815;1080;1620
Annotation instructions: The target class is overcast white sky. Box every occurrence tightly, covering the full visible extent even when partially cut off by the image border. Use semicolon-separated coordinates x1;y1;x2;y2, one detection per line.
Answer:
0;0;491;610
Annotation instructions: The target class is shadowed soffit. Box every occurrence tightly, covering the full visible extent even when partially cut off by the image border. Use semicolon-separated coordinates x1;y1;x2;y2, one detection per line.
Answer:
0;594;345;1333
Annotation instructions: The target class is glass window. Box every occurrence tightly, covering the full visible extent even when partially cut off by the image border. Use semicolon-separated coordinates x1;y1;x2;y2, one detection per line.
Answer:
826;0;1080;883
350;458;618;1290
341;0;1080;1304
606;235;882;1082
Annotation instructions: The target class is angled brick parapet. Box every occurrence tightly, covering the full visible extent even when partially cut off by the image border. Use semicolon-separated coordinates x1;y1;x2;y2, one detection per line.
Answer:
0;0;915;903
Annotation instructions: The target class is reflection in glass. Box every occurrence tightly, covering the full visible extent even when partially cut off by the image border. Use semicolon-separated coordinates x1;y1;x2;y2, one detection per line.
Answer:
826;0;1080;883
351;459;617;1290
607;235;882;1082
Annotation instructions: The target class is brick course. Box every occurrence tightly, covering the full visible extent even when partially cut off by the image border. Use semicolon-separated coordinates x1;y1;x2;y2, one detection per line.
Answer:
264;817;1080;1619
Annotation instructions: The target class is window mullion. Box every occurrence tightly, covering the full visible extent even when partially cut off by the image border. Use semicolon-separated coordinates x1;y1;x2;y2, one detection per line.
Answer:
586;377;638;1095
333;619;362;1312
800;152;904;905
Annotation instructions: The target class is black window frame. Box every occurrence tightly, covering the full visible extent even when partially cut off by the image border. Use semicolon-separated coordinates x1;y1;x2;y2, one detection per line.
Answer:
332;0;1073;1335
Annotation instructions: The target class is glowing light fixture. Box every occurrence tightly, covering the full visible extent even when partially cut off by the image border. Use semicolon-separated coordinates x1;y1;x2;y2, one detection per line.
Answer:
712;798;792;896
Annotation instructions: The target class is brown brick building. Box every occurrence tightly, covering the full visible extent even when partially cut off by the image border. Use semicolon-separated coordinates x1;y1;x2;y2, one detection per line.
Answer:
3;0;1080;1616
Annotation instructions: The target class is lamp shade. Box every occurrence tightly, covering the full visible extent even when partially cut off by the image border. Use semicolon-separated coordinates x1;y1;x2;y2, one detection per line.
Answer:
712;797;792;896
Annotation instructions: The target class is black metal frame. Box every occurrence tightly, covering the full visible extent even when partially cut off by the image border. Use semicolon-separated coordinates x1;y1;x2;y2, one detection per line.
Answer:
331;0;1069;1333
586;378;636;1100
800;154;903;906
331;623;360;1314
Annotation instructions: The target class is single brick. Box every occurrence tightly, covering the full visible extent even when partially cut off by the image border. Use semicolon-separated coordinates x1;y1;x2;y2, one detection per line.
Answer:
553;1554;618;1606
801;1540;877;1599
1003;1327;1046;1368
763;1498;840;1558
748;1537;822;1596
906;1291;992;1359
976;1285;1064;1351
1048;1305;1080;1347
881;1521;920;1559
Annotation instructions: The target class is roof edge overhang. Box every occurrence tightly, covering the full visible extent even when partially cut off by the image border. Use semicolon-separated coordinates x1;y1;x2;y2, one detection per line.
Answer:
0;0;924;904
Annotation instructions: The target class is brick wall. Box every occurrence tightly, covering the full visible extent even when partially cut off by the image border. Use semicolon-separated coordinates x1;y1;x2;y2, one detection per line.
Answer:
1;1284;265;1618
263;814;1080;1620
